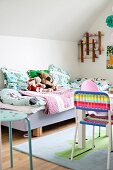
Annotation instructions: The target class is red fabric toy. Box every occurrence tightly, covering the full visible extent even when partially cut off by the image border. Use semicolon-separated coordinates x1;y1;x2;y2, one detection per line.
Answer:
28;77;45;92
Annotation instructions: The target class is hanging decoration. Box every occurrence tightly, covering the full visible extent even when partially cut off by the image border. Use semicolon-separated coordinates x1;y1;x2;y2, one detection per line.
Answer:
106;15;113;28
107;46;113;69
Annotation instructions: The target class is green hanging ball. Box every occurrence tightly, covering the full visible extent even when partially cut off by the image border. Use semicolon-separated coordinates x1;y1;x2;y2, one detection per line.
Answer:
106;15;113;28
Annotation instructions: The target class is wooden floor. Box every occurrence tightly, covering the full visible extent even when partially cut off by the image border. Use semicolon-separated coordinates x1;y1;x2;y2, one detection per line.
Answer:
1;119;75;170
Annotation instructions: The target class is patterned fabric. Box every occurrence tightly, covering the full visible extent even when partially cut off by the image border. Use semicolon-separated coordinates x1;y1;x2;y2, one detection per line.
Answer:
48;64;70;86
87;114;113;123
75;91;111;127
70;78;88;89
0;109;27;122
92;78;112;91
1;67;29;90
81;115;113;127
0;88;46;107
75;91;110;112
19;87;74;115
69;77;112;91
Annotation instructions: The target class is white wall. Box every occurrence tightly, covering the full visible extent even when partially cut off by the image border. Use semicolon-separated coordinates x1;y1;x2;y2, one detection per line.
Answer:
79;1;113;83
0;35;79;80
0;0;109;41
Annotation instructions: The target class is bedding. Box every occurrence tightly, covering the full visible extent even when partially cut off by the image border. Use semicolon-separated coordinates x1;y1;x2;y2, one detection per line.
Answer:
1;67;29;90
48;64;71;86
69;77;112;91
0;89;46;107
0;88;74;115
0;102;45;114
19;87;74;115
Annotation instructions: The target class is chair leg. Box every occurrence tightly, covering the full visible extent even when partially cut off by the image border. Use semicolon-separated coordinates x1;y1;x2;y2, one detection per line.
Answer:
111;126;112;151
98;126;101;137
25;118;33;170
92;126;95;148
107;111;112;170
107;130;111;170
9;121;13;168
71;122;78;160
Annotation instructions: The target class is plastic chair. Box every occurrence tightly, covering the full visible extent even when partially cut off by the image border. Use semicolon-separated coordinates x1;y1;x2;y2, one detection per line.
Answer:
81;79;101;137
81;79;99;92
71;91;112;170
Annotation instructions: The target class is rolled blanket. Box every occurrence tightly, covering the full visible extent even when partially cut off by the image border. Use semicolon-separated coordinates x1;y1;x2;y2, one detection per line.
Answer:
0;88;46;107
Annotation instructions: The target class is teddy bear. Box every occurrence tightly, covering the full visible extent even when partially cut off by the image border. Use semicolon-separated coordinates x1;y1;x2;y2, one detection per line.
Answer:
39;71;57;91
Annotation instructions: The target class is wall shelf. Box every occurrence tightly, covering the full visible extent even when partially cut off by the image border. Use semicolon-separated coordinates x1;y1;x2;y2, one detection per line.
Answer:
79;31;104;62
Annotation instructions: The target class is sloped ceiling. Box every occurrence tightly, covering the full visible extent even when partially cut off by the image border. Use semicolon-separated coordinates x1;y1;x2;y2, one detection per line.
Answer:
0;0;110;41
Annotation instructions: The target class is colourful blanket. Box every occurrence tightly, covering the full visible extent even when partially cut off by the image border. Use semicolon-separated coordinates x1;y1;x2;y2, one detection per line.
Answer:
19;88;74;115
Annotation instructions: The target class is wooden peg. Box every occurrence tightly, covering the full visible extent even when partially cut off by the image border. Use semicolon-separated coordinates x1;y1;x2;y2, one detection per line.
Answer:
98;31;101;55
86;32;89;55
80;40;84;62
92;39;96;62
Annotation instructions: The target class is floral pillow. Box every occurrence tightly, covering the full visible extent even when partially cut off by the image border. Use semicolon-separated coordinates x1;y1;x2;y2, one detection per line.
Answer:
70;78;88;89
91;78;113;91
1;68;29;90
48;64;70;86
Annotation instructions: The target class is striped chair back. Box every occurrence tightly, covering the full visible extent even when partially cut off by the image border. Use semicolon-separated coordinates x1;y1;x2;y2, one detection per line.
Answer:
74;91;110;112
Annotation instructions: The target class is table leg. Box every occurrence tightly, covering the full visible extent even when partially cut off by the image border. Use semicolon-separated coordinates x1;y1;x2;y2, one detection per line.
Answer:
9;121;13;168
0;122;2;170
25;118;33;170
78;110;86;149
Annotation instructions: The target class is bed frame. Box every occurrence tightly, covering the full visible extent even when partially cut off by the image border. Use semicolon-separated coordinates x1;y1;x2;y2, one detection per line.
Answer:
2;108;76;136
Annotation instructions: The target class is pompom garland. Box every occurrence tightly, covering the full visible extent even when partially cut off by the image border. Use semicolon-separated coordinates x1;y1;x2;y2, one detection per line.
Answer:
106;15;113;28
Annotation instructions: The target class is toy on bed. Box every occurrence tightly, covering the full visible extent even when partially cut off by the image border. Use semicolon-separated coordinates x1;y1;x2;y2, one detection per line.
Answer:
28;77;44;92
27;76;54;92
39;71;58;91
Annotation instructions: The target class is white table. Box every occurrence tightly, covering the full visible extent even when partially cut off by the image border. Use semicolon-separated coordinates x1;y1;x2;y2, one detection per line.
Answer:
77;93;113;149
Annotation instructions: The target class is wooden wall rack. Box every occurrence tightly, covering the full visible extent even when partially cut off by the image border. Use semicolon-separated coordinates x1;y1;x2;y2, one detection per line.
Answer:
78;31;104;62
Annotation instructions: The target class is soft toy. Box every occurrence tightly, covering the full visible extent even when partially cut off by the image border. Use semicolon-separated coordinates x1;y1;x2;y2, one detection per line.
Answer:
28;77;54;92
28;77;45;92
39;71;57;91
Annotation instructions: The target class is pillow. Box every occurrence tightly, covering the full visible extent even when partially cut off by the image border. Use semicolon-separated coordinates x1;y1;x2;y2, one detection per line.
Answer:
27;69;49;78
70;78;88;89
48;64;70;86
1;67;29;90
91;78;113;91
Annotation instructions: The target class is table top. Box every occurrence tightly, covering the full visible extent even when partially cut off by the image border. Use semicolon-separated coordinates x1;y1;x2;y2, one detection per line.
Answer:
0;109;27;122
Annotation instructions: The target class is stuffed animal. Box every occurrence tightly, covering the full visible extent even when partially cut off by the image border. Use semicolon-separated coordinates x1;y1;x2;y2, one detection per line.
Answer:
28;77;45;92
39;71;57;91
28;77;54;92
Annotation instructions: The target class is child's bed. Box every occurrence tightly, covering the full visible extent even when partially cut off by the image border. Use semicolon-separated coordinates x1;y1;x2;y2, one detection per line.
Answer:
0;87;75;136
0;65;112;136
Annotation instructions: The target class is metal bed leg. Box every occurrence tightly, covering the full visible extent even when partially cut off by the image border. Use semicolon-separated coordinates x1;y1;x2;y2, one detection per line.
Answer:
9;121;13;168
25;118;33;170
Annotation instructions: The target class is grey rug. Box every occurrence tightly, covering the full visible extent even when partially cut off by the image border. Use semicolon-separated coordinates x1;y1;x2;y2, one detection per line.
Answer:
13;127;113;170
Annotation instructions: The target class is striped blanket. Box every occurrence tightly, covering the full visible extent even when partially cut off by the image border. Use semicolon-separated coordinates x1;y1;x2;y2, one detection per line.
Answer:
19;88;74;115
